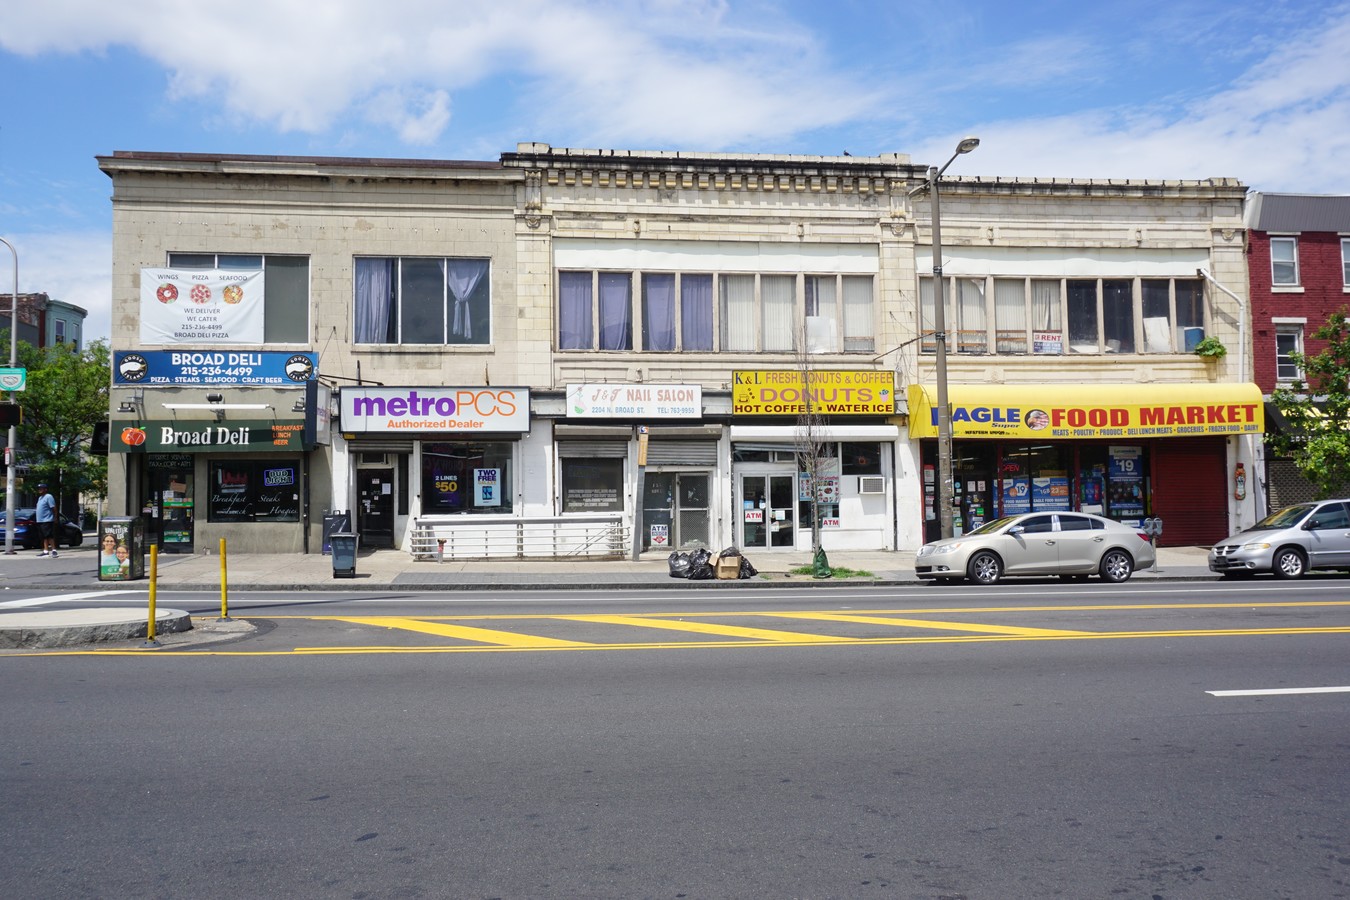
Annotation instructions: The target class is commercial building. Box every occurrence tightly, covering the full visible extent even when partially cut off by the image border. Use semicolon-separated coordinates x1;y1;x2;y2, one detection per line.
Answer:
100;147;1257;554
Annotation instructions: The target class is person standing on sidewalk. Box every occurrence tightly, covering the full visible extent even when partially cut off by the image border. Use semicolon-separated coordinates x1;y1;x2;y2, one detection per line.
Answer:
35;483;58;558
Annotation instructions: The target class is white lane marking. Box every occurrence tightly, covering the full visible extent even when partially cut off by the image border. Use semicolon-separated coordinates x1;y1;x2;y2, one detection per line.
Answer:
1207;686;1350;697
0;590;143;609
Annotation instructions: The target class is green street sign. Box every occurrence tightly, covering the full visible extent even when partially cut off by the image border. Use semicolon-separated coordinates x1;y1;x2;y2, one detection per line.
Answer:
0;367;26;392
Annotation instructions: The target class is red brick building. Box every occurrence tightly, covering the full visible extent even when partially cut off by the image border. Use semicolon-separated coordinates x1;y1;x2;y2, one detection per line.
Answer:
1247;193;1350;505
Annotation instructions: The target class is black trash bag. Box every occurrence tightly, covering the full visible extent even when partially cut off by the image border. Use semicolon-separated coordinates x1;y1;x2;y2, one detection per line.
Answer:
738;557;758;579
718;546;742;559
667;551;692;579
688;547;715;580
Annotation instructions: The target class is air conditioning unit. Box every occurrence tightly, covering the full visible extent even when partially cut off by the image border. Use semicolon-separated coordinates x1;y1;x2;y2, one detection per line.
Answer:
357;452;391;466
859;476;886;495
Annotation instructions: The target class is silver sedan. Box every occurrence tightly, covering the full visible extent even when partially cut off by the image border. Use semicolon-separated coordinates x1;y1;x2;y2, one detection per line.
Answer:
915;512;1156;584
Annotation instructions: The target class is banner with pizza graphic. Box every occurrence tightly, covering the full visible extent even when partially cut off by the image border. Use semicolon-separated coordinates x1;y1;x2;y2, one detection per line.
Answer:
140;268;265;345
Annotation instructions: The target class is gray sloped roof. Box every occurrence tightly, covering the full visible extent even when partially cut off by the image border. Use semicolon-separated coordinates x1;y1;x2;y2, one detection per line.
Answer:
1247;192;1350;232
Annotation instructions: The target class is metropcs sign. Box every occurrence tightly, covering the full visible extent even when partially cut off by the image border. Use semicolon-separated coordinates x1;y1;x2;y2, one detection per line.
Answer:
340;387;530;433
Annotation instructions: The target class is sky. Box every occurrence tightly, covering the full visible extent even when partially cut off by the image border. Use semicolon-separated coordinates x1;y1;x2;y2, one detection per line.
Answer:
1;0;1347;345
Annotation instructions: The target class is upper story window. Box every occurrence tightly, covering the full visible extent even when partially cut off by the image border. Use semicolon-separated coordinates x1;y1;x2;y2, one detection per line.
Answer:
1276;325;1304;383
168;253;310;343
921;276;1204;355
355;257;491;345
1341;238;1349;288
1270;236;1299;286
54;320;65;343
559;270;874;354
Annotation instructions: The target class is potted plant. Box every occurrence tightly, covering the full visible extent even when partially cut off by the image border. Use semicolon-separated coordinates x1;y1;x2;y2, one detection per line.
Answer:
1193;336;1227;360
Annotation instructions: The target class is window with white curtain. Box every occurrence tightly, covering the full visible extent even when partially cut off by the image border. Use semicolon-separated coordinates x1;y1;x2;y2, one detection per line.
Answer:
922;275;1200;357
762;275;796;351
560;268;873;353
994;279;1027;353
841;276;874;352
956;278;987;353
720;274;756;351
353;256;490;345
1030;279;1063;354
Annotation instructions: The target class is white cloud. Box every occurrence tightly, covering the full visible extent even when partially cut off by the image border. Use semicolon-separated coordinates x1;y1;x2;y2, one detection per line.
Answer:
0;0;885;149
910;6;1350;192
2;231;112;344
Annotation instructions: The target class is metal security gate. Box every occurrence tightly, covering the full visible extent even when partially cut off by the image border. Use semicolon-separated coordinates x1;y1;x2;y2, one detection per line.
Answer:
1151;438;1228;547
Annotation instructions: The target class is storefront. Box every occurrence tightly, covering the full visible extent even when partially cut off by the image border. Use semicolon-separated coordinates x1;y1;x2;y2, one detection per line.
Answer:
560;383;717;552
338;385;531;549
730;369;899;551
110;351;329;553
907;383;1263;547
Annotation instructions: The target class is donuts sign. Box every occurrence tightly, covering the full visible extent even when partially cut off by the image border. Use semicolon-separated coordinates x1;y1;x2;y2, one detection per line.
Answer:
140;268;265;345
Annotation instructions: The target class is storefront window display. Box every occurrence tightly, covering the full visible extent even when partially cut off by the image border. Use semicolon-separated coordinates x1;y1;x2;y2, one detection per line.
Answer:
561;459;625;512
421;443;514;514
923;441;1154;540
208;460;301;523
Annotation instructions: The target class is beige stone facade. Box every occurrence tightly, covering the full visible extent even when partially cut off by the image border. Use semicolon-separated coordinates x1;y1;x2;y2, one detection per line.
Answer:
98;146;1255;556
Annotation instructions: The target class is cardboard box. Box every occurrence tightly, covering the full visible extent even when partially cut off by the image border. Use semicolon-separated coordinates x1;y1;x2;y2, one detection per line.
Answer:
715;555;741;580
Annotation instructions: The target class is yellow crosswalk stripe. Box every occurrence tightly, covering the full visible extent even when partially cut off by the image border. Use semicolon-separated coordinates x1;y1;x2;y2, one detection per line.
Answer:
558;614;855;643
765;611;1092;636
326;616;591;648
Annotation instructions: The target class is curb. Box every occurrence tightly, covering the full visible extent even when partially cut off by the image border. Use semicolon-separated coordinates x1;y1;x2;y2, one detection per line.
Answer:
0;608;193;649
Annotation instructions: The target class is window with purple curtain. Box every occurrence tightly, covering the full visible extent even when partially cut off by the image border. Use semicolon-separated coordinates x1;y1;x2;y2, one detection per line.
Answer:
642;274;676;351
558;271;593;349
598;272;633;350
354;257;395;343
681;274;713;350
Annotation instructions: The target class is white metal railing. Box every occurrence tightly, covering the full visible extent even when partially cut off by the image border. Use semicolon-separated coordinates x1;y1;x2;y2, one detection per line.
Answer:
410;514;630;561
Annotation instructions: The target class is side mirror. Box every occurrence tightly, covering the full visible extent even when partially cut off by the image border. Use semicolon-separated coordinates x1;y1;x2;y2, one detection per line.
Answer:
1008;525;1025;536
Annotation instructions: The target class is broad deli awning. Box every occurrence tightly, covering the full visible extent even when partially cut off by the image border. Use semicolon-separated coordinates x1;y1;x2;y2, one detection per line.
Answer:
907;383;1264;440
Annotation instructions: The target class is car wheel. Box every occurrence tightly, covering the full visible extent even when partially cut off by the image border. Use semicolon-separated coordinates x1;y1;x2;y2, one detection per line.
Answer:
1272;547;1306;579
966;551;1002;585
1099;549;1134;583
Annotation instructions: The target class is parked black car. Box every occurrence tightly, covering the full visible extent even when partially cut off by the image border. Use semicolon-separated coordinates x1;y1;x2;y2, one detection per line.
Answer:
0;507;85;549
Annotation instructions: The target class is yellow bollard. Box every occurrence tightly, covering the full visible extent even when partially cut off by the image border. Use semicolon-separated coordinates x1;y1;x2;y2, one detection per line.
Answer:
144;544;160;646
219;537;230;620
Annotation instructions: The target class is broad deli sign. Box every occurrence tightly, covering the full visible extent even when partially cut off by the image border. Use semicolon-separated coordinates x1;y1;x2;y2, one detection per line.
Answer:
340;387;530;433
112;420;308;453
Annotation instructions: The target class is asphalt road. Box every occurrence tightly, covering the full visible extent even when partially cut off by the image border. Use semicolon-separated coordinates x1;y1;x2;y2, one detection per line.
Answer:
2;582;1347;899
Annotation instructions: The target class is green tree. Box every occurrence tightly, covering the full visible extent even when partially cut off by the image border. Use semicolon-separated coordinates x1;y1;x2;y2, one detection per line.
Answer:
10;336;110;508
1270;308;1350;497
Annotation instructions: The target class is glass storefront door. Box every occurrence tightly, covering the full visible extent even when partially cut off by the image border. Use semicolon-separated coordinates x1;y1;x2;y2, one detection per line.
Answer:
738;473;796;549
143;453;194;553
642;473;711;550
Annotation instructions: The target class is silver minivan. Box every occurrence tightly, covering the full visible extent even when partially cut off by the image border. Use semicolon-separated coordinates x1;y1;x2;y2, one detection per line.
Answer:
1209;500;1350;578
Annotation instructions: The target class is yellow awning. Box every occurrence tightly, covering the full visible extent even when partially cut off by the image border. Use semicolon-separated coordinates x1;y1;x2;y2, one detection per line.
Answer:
907;383;1264;440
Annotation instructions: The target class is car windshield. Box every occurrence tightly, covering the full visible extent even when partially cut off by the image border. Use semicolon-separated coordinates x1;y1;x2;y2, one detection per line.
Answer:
966;516;1021;536
1251;504;1314;529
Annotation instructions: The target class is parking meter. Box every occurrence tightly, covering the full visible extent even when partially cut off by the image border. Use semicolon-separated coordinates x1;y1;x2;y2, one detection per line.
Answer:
1142;517;1163;571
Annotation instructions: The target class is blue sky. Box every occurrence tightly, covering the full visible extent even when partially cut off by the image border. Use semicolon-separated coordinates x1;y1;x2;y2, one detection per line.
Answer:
2;0;1347;344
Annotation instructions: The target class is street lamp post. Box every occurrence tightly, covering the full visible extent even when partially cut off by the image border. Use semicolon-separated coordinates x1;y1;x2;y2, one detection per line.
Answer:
927;137;979;540
1;236;17;555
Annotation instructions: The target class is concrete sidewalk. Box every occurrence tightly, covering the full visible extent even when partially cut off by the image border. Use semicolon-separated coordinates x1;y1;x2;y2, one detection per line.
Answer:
1;539;1218;593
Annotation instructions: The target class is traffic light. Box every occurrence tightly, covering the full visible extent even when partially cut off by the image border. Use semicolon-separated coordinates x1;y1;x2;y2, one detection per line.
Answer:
90;421;110;455
0;402;20;427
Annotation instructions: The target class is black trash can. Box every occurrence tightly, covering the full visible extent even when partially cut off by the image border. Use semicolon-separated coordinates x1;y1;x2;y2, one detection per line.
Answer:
98;517;146;582
331;532;358;578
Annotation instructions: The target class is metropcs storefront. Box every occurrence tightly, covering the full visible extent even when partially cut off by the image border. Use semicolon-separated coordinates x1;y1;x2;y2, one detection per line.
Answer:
907;383;1263;547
